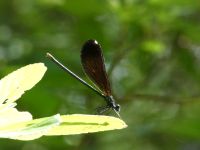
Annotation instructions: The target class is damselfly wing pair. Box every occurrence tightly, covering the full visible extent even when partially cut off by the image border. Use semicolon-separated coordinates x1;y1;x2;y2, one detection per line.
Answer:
47;40;120;117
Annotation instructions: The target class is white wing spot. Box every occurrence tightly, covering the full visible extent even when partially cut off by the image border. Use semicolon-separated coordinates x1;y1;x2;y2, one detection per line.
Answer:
94;40;98;44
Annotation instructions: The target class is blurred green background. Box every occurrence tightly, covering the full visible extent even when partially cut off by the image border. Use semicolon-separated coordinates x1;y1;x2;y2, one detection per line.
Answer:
1;0;200;149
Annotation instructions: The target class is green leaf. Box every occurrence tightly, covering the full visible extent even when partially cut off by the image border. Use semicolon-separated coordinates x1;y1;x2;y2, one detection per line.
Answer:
46;114;127;136
0;63;53;140
0;114;60;140
0;63;127;141
0;114;127;141
0;63;47;104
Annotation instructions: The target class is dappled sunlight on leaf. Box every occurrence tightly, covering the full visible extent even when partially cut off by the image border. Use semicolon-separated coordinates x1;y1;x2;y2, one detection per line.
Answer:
46;114;127;136
0;63;127;141
0;63;47;104
0;114;60;141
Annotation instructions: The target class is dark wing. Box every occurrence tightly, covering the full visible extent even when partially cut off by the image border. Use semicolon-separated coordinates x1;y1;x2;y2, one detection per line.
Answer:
81;40;111;96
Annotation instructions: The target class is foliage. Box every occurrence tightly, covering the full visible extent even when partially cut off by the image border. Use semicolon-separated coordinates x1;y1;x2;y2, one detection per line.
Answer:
0;63;126;140
0;0;200;149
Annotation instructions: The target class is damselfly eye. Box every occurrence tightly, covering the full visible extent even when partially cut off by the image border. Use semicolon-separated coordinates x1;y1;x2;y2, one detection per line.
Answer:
115;104;120;112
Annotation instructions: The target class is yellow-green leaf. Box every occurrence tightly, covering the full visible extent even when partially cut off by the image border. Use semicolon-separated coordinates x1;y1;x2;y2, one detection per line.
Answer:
0;114;60;140
0;114;127;141
0;63;127;141
46;114;127;136
0;63;47;104
0;63;50;140
0;107;32;128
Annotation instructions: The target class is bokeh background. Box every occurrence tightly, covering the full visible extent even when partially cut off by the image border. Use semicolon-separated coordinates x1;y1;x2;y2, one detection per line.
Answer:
1;0;200;149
